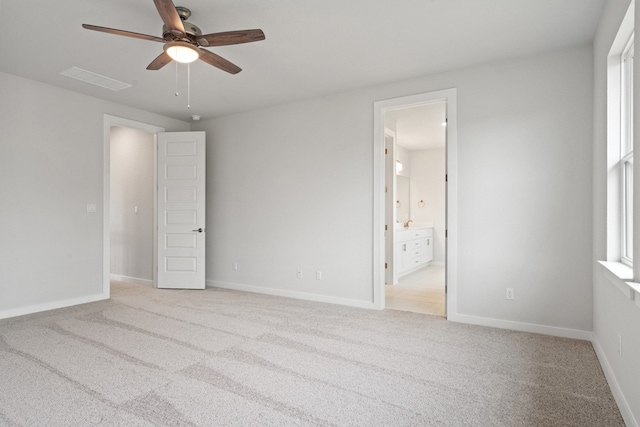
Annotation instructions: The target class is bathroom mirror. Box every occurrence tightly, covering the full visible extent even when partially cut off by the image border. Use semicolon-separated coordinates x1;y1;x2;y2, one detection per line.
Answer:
396;175;410;224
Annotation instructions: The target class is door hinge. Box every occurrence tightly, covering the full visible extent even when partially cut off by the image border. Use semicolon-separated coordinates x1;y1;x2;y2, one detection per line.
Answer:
445;229;448;238
385;148;388;155
385;262;388;269
385;224;388;231
445;174;448;182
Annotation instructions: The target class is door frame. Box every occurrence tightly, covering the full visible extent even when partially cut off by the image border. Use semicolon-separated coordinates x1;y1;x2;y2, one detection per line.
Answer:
372;88;458;318
102;115;165;297
384;128;397;286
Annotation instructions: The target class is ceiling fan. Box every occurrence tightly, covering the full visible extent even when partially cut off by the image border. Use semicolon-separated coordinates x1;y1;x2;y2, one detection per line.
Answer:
82;0;265;74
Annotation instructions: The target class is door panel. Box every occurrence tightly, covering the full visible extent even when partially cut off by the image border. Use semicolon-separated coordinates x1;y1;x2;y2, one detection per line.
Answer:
157;131;206;289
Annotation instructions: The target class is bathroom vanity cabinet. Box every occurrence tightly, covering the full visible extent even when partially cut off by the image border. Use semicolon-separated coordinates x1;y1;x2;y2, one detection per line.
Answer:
395;227;433;277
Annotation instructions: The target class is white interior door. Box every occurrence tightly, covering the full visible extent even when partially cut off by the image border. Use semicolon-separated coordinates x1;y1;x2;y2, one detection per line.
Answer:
157;131;206;289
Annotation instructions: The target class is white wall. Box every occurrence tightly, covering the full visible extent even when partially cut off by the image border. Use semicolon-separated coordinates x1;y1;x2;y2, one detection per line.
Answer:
592;0;640;425
410;148;446;263
110;126;154;284
195;43;594;331
0;72;189;317
198;93;375;304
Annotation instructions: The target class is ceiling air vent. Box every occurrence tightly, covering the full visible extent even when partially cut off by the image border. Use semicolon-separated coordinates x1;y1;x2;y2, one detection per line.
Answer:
59;67;132;91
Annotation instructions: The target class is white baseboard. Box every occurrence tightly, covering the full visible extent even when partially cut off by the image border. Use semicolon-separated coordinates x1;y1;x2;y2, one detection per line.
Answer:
592;336;639;427
207;281;592;340
207;280;377;310
0;293;109;320
448;312;593;341
110;274;153;286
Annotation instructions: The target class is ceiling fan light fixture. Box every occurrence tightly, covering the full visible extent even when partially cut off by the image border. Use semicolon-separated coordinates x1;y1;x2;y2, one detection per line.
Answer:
165;41;200;64
82;0;265;74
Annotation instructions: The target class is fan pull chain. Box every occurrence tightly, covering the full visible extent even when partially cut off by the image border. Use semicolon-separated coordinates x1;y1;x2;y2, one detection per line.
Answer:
174;62;179;97
187;63;191;109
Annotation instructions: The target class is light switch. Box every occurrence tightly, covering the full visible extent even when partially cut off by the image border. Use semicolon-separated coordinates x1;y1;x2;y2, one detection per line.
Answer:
86;204;97;213
134;206;139;214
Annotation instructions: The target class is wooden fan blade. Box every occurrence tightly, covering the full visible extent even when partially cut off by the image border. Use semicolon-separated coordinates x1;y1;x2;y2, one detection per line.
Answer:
146;52;173;70
198;49;242;74
82;24;165;42
153;0;185;36
197;29;265;47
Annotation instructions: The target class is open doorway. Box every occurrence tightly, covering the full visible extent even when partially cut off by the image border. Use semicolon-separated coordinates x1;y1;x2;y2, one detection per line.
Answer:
102;115;165;296
385;103;446;316
109;126;156;286
372;88;458;318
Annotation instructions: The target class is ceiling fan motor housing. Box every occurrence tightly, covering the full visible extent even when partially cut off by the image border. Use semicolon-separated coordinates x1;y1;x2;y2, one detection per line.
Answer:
163;21;202;40
175;6;191;20
162;7;202;40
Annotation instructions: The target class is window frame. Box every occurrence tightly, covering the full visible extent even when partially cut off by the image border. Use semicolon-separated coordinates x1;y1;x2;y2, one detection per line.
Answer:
621;34;634;267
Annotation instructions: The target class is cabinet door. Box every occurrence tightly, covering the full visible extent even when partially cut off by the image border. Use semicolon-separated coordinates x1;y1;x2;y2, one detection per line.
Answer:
422;237;433;263
396;242;407;274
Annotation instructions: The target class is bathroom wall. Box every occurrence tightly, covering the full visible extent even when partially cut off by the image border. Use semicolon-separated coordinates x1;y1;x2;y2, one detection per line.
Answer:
410;147;446;263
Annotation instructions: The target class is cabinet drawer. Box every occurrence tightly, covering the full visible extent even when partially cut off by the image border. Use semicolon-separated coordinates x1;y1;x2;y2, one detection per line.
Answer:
409;229;428;239
409;240;421;249
409;257;422;267
395;228;433;243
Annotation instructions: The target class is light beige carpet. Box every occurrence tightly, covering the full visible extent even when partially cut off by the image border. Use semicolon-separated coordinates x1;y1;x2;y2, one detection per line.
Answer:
0;281;624;426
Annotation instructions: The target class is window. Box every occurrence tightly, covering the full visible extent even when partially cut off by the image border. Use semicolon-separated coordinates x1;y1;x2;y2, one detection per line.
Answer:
621;35;634;266
600;2;635;296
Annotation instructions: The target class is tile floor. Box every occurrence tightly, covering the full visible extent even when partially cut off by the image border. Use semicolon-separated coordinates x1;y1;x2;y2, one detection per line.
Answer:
385;265;446;317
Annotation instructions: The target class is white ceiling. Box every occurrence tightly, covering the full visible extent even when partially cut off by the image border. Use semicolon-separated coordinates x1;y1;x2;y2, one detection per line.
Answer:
386;103;447;151
0;0;606;122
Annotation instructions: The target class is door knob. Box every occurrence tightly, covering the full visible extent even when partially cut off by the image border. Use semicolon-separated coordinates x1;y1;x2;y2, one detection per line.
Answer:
192;228;204;233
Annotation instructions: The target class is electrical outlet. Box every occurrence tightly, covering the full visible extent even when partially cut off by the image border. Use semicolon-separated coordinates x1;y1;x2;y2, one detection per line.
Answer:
618;334;622;356
506;288;514;300
297;269;303;279
233;262;238;271
316;270;322;280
